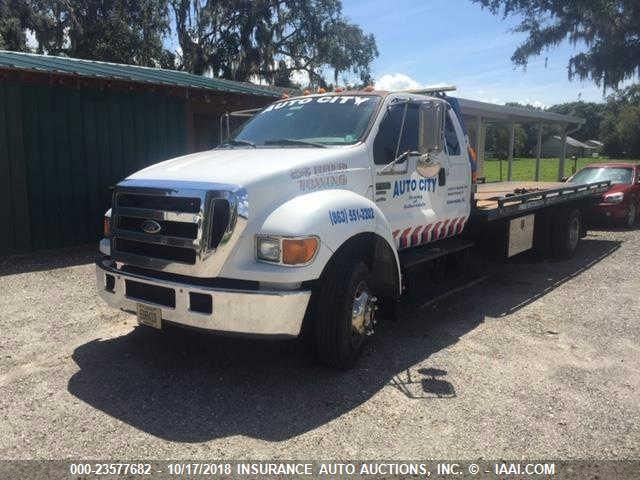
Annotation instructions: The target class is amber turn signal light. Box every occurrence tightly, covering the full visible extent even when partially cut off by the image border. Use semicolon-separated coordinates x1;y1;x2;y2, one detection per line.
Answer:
103;216;111;237
282;238;318;265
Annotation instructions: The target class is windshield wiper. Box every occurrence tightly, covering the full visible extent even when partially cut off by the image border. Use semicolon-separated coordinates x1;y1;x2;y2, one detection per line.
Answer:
222;139;256;148
264;138;327;148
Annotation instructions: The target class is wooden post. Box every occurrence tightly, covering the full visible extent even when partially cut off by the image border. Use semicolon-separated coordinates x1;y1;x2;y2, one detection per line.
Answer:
534;123;542;181
558;126;567;181
507;121;515;181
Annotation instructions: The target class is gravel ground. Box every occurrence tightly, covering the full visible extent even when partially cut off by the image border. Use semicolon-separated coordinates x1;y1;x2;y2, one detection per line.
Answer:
0;229;638;460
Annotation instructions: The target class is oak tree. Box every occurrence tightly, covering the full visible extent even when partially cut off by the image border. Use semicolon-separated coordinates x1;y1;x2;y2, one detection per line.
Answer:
472;0;640;90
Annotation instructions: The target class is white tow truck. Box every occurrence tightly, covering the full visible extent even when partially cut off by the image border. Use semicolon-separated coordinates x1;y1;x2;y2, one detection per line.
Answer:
96;87;609;368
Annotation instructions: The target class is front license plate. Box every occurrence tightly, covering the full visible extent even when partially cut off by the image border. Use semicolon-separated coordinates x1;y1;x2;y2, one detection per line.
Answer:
136;304;162;329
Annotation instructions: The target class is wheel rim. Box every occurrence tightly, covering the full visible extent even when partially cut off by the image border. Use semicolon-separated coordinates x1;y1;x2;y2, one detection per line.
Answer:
568;216;580;250
351;281;377;341
628;205;637;227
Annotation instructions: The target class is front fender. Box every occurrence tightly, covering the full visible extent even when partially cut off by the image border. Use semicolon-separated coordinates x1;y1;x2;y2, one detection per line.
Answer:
262;189;397;251
219;189;401;286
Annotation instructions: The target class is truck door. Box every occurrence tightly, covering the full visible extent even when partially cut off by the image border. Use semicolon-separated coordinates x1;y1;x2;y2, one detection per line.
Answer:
372;100;469;250
373;102;471;249
441;106;472;233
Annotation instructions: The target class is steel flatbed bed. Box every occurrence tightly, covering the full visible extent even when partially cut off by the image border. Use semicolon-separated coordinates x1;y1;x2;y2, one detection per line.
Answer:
473;180;611;221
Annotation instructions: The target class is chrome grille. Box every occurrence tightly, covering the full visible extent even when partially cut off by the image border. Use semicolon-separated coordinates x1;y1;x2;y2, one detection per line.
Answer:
117;193;201;213
117;216;198;240
109;180;246;277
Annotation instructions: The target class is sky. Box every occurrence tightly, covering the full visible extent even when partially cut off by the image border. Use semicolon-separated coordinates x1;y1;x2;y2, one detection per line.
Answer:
341;0;614;107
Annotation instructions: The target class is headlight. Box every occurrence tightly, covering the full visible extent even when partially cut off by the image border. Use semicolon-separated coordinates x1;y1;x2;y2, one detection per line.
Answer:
103;208;112;237
603;192;624;203
256;235;319;265
257;236;281;262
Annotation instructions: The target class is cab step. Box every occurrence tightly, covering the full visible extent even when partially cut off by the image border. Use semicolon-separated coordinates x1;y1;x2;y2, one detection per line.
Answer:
399;237;475;270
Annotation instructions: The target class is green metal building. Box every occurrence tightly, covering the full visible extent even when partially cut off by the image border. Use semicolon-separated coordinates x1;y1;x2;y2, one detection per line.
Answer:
0;51;280;255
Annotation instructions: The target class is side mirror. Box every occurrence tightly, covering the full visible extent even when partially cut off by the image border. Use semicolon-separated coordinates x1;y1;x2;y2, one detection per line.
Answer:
417;101;445;177
219;112;231;144
418;101;445;155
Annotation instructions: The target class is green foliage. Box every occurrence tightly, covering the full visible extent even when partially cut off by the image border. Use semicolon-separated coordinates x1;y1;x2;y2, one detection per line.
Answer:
170;0;378;86
1;0;378;88
67;0;170;65
483;84;640;160
0;0;31;51
596;84;640;157
0;0;171;67
548;102;605;141
472;0;640;90
484;124;527;159
600;105;640;158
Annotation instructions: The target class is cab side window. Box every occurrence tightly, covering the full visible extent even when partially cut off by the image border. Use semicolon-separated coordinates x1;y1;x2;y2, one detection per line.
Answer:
444;112;461;156
373;103;419;165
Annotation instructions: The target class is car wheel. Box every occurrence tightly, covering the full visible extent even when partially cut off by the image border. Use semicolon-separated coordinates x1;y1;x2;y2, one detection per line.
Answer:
624;203;637;228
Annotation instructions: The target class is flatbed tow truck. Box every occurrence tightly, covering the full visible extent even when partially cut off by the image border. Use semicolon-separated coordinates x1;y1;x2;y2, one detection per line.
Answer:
96;86;610;368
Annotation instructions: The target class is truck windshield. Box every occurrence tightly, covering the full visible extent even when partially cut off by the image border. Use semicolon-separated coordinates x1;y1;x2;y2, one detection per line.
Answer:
570;167;633;185
229;95;381;147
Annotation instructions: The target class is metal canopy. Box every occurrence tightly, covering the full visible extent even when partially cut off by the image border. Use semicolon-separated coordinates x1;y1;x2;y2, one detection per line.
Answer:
455;97;584;182
0;50;280;98
457;97;584;125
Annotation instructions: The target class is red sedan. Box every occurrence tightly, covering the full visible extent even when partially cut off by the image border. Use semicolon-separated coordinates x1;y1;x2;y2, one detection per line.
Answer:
568;162;640;228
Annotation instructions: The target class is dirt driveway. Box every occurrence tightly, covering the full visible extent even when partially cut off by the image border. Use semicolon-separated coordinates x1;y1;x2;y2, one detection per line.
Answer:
0;229;638;459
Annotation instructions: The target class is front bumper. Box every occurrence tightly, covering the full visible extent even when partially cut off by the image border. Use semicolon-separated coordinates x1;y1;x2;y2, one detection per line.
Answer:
591;203;630;220
96;258;311;338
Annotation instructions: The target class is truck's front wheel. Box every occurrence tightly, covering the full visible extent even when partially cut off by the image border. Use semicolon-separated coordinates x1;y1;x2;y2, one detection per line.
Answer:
312;253;377;369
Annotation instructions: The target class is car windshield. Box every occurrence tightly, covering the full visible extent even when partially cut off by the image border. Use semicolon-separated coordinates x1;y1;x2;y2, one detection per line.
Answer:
229;95;381;147
570;167;634;185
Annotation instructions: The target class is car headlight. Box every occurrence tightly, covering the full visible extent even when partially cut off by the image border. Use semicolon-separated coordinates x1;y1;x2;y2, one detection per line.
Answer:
256;235;319;265
603;192;624;203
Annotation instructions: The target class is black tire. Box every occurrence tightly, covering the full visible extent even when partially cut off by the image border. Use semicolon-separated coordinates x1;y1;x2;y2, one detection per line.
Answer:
621;203;637;229
551;207;582;259
532;211;553;258
312;249;376;369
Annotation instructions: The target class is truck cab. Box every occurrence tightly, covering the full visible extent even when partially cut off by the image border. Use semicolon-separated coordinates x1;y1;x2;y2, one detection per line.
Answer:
96;90;480;368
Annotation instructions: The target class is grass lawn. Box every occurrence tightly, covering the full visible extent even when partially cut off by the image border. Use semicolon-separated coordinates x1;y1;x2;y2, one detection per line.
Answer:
481;157;639;183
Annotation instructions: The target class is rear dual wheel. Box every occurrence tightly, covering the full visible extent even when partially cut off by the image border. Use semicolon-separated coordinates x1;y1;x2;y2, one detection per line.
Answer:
551;207;582;259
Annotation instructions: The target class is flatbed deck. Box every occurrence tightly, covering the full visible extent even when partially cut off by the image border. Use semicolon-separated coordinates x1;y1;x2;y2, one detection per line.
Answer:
473;180;610;220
